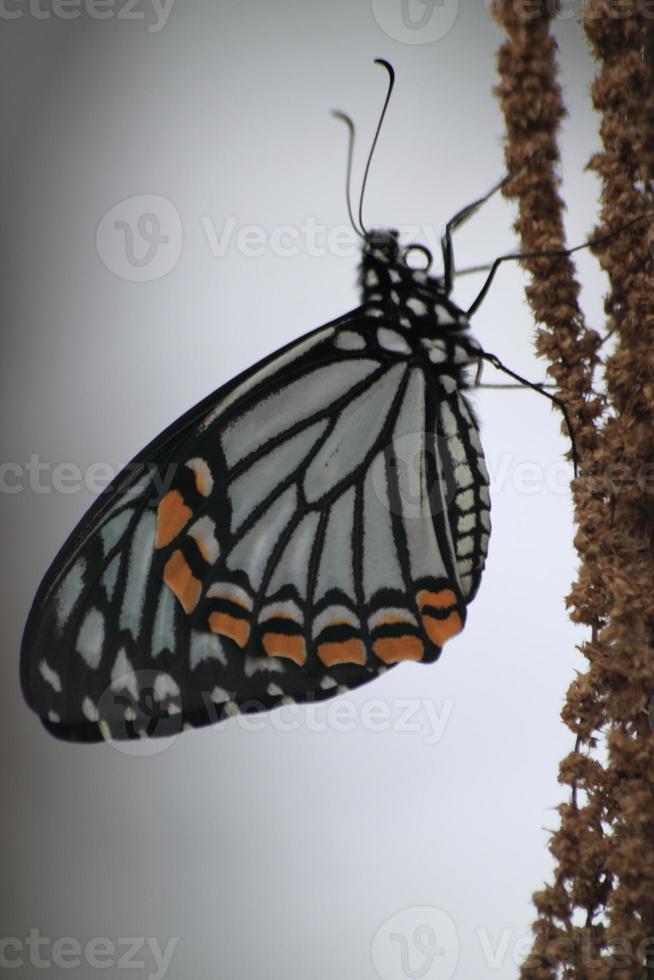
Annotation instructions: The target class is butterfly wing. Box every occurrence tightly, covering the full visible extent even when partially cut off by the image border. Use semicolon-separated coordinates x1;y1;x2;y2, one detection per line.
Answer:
21;311;488;742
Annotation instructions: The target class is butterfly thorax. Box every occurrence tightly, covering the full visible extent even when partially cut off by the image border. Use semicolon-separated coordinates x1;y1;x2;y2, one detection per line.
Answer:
358;229;480;381
359;230;470;330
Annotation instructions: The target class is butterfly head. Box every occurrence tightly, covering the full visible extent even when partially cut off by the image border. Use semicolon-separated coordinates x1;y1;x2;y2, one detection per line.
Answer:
359;229;469;333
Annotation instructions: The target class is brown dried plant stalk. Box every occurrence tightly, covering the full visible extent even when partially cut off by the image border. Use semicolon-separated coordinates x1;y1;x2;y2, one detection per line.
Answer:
490;2;654;977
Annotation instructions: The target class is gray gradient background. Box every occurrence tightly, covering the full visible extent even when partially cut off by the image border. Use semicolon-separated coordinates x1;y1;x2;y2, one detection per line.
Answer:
2;3;608;978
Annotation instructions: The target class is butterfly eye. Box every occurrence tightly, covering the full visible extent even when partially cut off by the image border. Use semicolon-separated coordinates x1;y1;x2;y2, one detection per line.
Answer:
402;244;433;272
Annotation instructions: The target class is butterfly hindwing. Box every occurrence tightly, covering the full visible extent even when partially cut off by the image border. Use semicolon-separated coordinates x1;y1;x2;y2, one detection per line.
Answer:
154;323;469;671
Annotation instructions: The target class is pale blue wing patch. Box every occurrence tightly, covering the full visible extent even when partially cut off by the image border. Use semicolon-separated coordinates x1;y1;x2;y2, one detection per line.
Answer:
76;607;105;669
101;555;121;602
225;486;297;590
55;557;86;631
266;510;321;598
392;369;449;583
315;485;357;600
221;360;380;467
100;509;133;556
151;583;177;658
119;512;156;639
362;453;403;602
303;364;406;504
228;421;328;532
200;326;337;431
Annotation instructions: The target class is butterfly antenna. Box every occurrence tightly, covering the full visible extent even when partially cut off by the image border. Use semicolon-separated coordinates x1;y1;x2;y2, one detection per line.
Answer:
358;58;395;235
331;110;364;238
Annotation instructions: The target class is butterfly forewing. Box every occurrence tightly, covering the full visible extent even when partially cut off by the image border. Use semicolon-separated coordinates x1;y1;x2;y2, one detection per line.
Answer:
21;232;490;742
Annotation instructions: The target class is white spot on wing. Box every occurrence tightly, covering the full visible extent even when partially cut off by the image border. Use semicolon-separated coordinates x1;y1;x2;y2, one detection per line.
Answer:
406;297;428;316
55;558;86;631
39;659;62;692
76;607;105;669
207;582;253;610
82;697;98;721
185;458;213;497
457;537;474;557
454;464;473;489
368;607;417;630
335;330;366;351
313;604;360;638
153;673;180;702
440;402;458;437
110;649;139;700
458;489;475;511
458;514;476;533
377;327;410;354
259;599;302;624
189;630;227;669
188;516;220;563
243;655;285;677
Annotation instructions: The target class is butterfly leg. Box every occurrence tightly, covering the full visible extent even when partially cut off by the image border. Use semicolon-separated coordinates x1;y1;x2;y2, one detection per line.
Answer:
477;350;578;476
464;212;651;317
440;173;518;293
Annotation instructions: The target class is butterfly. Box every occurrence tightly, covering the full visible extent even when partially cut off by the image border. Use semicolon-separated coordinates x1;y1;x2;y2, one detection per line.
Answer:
20;61;494;742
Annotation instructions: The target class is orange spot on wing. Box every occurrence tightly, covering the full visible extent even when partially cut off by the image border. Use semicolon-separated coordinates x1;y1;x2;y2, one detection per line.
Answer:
373;635;424;664
422;611;462;648
209;611;250;648
317;638;366;667
262;633;306;666
156;490;193;549
192;465;212;497
417;588;457;611
163;549;201;613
